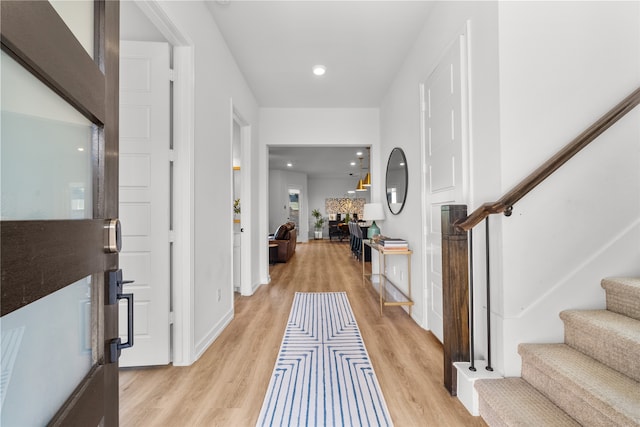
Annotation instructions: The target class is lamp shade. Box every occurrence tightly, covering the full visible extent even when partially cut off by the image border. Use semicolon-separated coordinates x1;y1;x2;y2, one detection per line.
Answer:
363;203;385;221
363;203;384;238
355;179;367;191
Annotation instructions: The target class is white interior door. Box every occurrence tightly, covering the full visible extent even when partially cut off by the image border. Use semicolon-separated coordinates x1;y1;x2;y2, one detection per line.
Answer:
119;40;171;366
423;35;469;343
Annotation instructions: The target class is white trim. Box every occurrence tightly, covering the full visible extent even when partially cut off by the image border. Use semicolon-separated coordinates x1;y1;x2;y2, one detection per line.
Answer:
194;307;234;360
135;0;196;366
171;45;195;366
134;0;191;46
419;81;429;330
260;144;271;285
240;124;254;295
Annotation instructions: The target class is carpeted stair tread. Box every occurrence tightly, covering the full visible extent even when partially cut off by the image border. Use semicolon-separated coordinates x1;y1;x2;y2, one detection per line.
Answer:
561;309;640;382
519;343;640;426
475;378;580;426
601;277;640;321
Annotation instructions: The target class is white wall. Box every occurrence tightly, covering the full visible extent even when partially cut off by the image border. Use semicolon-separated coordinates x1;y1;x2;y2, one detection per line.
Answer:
154;1;260;361
495;1;640;376
120;1;166;42
307;177;370;238
259;108;380;282
379;1;501;336
381;0;640;378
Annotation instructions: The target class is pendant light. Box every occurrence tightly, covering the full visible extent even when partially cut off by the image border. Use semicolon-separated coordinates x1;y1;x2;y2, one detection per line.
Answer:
363;147;371;187
355;156;367;192
362;172;371;187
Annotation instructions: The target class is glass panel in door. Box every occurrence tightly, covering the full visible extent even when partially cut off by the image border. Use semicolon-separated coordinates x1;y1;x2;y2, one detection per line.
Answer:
1;50;93;220
0;49;98;424
0;277;93;426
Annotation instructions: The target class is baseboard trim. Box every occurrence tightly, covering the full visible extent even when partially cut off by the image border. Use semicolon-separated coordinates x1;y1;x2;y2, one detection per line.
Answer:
193;307;234;361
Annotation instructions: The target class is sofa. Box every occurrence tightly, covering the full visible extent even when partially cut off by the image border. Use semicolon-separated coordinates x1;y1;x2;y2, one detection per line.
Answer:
269;222;297;262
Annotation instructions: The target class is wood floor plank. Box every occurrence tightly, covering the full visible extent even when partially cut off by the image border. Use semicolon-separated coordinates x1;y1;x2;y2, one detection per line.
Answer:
120;240;486;426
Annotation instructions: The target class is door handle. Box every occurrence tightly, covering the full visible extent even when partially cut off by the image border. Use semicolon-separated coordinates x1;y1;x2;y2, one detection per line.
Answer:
107;269;134;363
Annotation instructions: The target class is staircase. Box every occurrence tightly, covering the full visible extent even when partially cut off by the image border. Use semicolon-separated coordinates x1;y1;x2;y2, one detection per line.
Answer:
475;277;640;426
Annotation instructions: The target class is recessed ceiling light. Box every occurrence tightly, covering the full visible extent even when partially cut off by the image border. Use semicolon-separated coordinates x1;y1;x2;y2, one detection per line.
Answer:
356;151;363;156
347;190;355;194
287;162;293;167
77;147;85;152
312;65;326;76
350;161;356;166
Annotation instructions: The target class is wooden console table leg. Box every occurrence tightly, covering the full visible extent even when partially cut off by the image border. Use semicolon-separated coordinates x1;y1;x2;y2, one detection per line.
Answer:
380;252;384;315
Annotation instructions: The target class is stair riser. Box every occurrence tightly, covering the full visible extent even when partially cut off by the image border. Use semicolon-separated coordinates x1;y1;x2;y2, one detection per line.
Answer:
602;278;640;321
475;378;581;426
606;291;640;321
564;324;640;383
521;362;627;426
477;397;509;427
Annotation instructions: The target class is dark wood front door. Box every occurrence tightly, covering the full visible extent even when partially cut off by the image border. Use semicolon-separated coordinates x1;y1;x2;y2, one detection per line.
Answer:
1;1;120;425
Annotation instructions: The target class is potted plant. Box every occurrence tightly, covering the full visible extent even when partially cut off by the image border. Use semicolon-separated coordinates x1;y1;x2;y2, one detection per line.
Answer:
311;208;325;239
233;198;241;223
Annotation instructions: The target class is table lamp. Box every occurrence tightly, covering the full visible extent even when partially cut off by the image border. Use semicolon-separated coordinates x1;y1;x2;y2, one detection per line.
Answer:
363;203;385;239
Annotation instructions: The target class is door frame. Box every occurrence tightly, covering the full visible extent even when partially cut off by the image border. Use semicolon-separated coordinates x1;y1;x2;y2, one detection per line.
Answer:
231;104;254;296
132;0;196;366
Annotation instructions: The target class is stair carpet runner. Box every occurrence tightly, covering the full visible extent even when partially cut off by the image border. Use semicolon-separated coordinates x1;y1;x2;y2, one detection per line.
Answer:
475;277;640;426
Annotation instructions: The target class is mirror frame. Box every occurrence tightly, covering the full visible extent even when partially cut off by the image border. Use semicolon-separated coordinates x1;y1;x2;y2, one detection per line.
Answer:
385;147;408;215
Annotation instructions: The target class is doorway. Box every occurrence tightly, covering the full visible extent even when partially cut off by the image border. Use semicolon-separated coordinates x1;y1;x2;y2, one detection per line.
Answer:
119;1;195;366
288;187;302;231
231;107;254;296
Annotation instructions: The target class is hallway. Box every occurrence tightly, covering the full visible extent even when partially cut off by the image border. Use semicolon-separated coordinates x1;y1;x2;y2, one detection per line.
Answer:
119;240;486;426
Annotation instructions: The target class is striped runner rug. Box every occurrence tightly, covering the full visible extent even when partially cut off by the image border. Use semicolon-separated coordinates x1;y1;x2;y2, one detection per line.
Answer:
256;292;393;427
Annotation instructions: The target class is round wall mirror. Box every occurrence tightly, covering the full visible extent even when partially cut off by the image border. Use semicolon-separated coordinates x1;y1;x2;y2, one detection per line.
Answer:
385;147;408;215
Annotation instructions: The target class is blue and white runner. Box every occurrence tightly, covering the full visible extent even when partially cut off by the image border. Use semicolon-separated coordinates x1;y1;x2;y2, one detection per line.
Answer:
256;292;393;427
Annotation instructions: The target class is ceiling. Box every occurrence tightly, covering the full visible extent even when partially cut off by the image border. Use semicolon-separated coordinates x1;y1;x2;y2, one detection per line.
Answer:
206;1;433;177
206;1;434;108
269;146;371;179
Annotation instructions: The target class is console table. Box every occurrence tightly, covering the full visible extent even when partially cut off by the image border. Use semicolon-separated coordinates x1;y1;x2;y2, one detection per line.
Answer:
362;240;414;315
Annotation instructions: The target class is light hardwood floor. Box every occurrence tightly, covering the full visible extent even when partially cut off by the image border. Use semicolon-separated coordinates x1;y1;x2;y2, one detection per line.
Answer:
120;240;487;426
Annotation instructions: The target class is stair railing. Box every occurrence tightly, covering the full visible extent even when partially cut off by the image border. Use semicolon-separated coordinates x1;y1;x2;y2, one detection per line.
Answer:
440;86;640;395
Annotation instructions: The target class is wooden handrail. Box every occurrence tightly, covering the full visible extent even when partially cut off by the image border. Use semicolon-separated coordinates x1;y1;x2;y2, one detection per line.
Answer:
457;87;640;231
